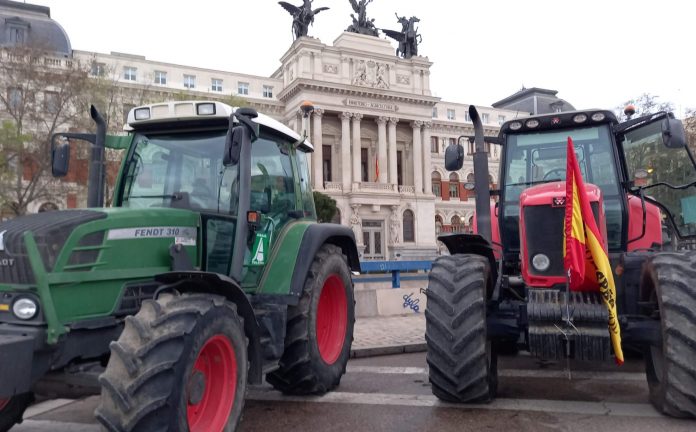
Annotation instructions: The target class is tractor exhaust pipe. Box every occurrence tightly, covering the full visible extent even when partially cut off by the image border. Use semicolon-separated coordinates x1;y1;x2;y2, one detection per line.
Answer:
470;106;492;243
88;105;106;208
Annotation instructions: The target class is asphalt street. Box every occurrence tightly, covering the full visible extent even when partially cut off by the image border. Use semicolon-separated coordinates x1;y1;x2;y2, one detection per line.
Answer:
12;352;695;432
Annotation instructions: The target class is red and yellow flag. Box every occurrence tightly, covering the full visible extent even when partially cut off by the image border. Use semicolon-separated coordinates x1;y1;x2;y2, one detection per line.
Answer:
563;137;624;365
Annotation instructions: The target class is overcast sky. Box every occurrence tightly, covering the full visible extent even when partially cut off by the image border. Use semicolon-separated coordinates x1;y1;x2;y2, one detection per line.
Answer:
33;0;694;115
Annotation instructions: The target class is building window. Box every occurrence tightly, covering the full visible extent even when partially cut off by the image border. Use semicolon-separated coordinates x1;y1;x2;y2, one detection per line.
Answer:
432;107;438;118
211;78;223;92
322;145;332;183
432;171;441;196
184;74;196;89
263;85;273;98
360;148;369;182
8;25;27;44
403;210;415;242
154;71;167;85
449;173;459;198
431;136;439;153
468;140;475;155
91;62;105;77
466;173;475;189
448;137;457;147
8;88;22;109
447;109;456;120
397;150;403;186
238;82;249;95
123;67;137;81
44;91;59;114
482;113;490;124
498;115;506;125
464;110;471;122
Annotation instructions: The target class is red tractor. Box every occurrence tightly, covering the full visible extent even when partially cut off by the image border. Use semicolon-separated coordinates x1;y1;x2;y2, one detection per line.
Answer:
426;106;696;417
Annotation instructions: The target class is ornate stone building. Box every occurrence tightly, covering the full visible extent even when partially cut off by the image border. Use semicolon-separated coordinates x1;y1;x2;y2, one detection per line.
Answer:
2;0;525;259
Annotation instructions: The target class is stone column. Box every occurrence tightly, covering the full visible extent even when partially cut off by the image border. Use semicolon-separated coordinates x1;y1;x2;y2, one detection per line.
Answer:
312;108;324;190
376;117;388;184
422;121;432;195
388;117;398;186
411;121;424;193
351;113;363;189
340;112;352;192
350;204;363;246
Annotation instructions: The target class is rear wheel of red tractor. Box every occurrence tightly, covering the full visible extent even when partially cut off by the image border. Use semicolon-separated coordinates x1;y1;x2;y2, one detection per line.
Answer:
642;252;696;418
96;293;248;431
425;254;498;403
267;244;355;395
0;393;33;432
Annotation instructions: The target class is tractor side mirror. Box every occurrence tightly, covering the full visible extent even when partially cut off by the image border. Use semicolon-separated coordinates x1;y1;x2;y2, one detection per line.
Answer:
662;117;687;148
445;143;464;171
223;126;244;166
51;137;70;177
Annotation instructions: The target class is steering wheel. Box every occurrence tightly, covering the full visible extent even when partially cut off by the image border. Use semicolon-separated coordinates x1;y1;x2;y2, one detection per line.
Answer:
543;168;566;181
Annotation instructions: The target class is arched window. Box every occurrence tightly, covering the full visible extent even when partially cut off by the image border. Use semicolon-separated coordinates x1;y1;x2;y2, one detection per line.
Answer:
403;210;415;242
435;214;443;235
432;171;441;196
435;214;443;225
449;173;459;198
451;215;462;233
468;215;475;232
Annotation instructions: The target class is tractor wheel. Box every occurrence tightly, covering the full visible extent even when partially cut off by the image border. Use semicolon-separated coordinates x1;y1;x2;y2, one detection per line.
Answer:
95;293;248;432
266;244;354;395
425;254;498;403
642;252;696;418
0;393;33;432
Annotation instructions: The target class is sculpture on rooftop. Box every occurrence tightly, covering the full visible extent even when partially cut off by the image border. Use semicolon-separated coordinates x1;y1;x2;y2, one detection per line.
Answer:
382;13;422;59
346;0;379;37
278;0;329;40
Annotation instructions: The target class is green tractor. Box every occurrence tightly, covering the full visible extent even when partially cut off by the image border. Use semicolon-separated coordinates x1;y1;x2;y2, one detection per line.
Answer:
0;101;359;431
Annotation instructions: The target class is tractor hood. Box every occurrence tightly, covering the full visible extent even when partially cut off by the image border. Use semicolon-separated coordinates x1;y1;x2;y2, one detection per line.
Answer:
0;207;199;285
519;181;601;208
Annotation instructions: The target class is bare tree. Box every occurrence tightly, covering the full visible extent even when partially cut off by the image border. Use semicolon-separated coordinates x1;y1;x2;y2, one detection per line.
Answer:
0;43;98;215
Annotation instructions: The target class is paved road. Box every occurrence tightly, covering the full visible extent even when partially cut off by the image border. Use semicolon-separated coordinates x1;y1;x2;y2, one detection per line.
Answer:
13;352;695;431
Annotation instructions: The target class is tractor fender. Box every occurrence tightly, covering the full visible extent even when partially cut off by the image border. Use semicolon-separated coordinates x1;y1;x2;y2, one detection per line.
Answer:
153;271;263;384
289;223;360;298
437;233;498;293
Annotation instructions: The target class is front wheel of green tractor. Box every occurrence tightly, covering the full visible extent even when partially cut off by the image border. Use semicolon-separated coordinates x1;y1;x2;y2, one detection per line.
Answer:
266;243;355;395
425;254;498;403
95;293;248;432
642;252;696;418
0;393;33;432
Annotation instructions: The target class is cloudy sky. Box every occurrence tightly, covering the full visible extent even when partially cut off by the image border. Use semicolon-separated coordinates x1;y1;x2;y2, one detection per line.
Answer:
33;0;694;115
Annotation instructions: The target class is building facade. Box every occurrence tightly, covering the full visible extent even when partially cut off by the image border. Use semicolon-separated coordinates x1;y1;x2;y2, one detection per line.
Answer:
2;0;526;260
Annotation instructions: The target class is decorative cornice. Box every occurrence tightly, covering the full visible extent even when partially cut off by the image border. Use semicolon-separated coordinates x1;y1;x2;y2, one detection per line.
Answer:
388;117;399;125
352;113;363;121
340;112;353;120
376;116;388;125
411;120;424;129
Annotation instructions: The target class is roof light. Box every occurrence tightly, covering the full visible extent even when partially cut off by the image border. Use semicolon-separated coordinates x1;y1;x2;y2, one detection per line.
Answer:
196;103;216;116
509;121;522;131
525;119;540;128
573;114;588;123
134;108;151;120
591;112;606;122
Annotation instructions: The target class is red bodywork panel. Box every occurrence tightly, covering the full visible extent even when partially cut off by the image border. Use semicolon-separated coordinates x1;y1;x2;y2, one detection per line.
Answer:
471;202;501;259
626;195;662;251
519;182;606;289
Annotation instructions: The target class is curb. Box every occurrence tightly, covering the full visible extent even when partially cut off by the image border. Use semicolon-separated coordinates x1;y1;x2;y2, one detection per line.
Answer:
350;342;427;358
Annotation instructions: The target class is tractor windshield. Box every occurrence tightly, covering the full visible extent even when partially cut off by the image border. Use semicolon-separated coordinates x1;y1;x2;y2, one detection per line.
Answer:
121;131;235;213
503;124;624;251
621;121;696;238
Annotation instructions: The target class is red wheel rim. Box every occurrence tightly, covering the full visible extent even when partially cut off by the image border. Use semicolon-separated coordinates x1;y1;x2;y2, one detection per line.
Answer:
0;398;8;411
187;334;237;432
316;274;348;364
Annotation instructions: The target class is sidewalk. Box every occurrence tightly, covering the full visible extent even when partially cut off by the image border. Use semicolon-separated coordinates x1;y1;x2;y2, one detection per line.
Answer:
350;313;426;358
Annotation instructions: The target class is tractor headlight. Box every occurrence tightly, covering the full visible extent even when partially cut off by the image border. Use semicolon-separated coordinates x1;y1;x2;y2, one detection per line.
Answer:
532;254;551;272
12;298;38;320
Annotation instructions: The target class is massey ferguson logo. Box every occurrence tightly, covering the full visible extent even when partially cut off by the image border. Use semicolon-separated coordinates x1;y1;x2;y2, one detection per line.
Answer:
552;197;566;207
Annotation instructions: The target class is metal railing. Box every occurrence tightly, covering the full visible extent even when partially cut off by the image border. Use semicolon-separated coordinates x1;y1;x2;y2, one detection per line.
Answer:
355;260;431;288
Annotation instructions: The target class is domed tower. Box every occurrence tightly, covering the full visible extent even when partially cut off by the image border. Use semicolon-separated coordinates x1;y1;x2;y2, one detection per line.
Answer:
0;0;72;57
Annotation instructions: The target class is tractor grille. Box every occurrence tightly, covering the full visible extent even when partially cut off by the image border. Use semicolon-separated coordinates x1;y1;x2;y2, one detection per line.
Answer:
0;210;106;284
524;203;599;277
114;281;160;316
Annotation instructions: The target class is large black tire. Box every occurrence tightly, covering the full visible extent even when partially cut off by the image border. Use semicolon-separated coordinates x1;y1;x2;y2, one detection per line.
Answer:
0;393;33;432
95;293;248;432
266;244;354;395
642;252;696;418
425;254;498;403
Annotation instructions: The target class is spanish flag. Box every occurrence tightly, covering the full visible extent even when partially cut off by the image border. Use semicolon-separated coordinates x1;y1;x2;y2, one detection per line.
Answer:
563;137;624;365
